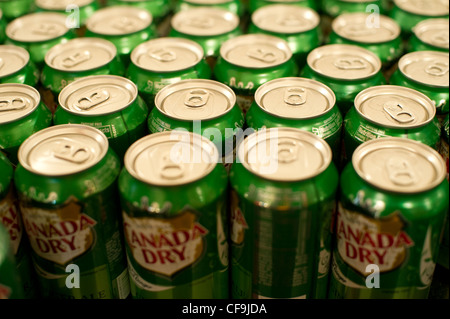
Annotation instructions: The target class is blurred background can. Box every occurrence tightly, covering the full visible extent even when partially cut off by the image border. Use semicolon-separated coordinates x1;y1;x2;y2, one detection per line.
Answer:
107;0;171;24
321;0;390;18
248;0;319;14
409;19;449;53
0;0;35;22
175;0;244;17
0;44;39;86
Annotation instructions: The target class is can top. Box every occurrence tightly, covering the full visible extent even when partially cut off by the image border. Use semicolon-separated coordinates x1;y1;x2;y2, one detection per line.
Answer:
238;127;332;182
35;0;94;10
171;8;239;36
18;124;108;176
307;44;381;80
155;79;236;121
86;6;152;36
251;5;320;34
124;131;219;186
6;12;70;43
255;77;336;119
0;84;40;124
413;19;449;49
45;37;117;72
220;34;292;68
131;37;204;72
398;51;449;88
353;137;446;193
0;45;30;78
394;0;449;17
354;85;436;129
332;13;400;44
59;75;138;116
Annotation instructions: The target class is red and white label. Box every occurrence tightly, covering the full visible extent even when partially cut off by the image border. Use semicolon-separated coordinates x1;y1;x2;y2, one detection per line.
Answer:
0;190;23;255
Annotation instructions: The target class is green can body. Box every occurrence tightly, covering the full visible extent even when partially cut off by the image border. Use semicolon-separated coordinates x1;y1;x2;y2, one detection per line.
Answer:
0;0;34;22
176;0;244;17
108;0;171;22
0;55;39;87
119;163;229;298
321;0;389;17
437;115;449;269
249;0;319;13
0;10;6;43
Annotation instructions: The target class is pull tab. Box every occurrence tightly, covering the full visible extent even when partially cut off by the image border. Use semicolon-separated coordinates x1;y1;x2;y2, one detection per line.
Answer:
160;154;185;180
431;30;449;47
383;101;415;124
386;157;416;186
425;61;449;77
61;51;91;68
184;89;209;108
112;17;137;33
276;140;298;164
33;23;59;36
53;142;90;164
74;89;110;111
0;97;28;112
343;24;377;37
185;17;214;29
149;49;177;62
334;58;367;70
284;87;307;106
276;14;305;27
247;48;277;64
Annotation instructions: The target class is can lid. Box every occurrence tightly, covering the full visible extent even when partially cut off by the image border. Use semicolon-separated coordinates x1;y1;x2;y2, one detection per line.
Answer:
45;37;117;72
354;85;436;129
36;0;94;10
220;34;292;68
124;131;219;186
255;77;336;119
353;137;446;193
394;0;449;17
332;13;400;44
86;6;152;36
398;51;449;88
252;5;320;34
155;79;236;121
0;84;40;124
59;75;138;116
413;19;449;49
0;45;29;78
131;37;204;72
18;124;108;176
238;127;332;182
6;12;70;43
171;8;239;36
307;44;381;80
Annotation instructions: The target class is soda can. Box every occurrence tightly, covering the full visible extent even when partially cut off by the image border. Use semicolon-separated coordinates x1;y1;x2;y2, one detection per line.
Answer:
437;114;449;269
119;131;229;299
175;0;244;17
342;85;441;165
248;0;319;14
213;33;297;114
246;77;343;162
302;44;385;115
329;13;403;68
54;75;149;160
127;37;211;107
390;0;449;36
0;44;39;86
5;12;77;68
390;51;449;124
409;19;449;53
107;0;171;24
249;5;321;69
0;9;6;44
14;124;130;299
85;6;157;66
230;127;339;298
329;137;449;299
0;0;34;22
169;8;242;69
0;83;52;166
321;0;390;17
148;79;244;169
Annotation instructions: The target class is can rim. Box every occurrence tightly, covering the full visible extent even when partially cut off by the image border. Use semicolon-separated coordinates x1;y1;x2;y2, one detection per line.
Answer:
394;0;450;17
413;18;450;49
0;44;30;78
0;83;41;124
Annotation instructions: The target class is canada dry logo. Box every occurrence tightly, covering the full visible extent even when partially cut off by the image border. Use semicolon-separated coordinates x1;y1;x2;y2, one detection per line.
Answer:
0;189;23;255
230;191;248;246
123;209;209;277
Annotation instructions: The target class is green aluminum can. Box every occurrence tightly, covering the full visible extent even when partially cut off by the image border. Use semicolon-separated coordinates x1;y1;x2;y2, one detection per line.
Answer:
169;8;242;69
0;9;6;44
437;114;449;269
41;37;124;97
230;127;338;298
107;0;171;23
119;131;229;299
329;137;449;299
342;85;441;165
5;12;77;68
246;77;343;162
390;51;449;122
329;13;403;67
213;33;297;114
0;0;34;22
0;45;39;86
127;37;211;108
409;19;449;53
249;4;321;69
85;6;157;66
148;79;244;168
390;0;449;36
54;75;149;160
321;0;389;17
302;44;385;115
249;0;319;14
0;83;52;166
14;124;130;299
175;0;244;17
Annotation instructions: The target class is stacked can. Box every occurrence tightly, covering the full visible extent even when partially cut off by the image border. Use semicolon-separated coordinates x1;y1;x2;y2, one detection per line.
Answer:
0;223;24;299
175;0;244;17
0;9;6;43
321;0;390;17
0;45;39;86
409;19;449;53
248;0;319;14
0;0;34;22
107;0;171;24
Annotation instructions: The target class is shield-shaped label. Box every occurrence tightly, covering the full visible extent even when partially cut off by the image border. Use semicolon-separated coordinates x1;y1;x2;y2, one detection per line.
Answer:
0;188;23;255
230;191;248;246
